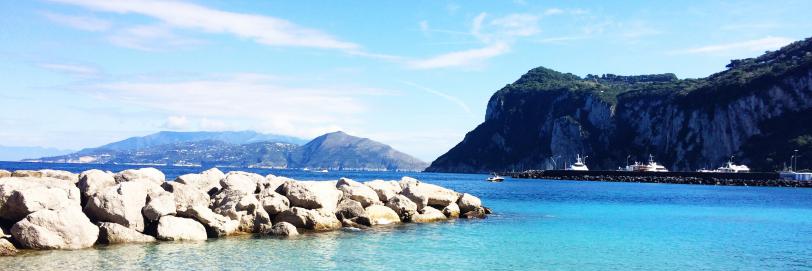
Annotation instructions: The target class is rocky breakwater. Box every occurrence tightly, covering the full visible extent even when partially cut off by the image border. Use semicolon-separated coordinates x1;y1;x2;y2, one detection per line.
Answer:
0;168;489;256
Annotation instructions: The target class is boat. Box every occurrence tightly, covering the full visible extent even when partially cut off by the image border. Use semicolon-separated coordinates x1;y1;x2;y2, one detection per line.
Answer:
567;154;589;171
487;173;504;182
715;161;750;173
317;169;329;173
623;155;668;172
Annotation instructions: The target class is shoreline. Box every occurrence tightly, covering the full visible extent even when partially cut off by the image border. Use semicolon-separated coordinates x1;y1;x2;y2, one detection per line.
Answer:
507;170;812;188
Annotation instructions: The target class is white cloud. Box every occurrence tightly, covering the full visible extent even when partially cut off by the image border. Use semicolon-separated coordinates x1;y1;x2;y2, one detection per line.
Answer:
83;73;376;139
409;12;537;69
407;42;510;69
50;0;359;51
543;8;565;16
38;63;99;76
419;20;430;34
673;36;794;54
108;24;203;51
41;11;111;32
163;115;190;130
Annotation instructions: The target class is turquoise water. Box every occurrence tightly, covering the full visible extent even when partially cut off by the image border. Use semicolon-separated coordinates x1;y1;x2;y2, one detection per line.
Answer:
1;162;812;270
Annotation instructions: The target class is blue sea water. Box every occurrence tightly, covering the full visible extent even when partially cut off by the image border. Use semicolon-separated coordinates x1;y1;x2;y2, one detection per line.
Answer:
1;161;812;270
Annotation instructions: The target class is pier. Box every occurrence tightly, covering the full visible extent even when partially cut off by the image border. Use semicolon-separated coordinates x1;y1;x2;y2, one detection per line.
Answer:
507;170;812;188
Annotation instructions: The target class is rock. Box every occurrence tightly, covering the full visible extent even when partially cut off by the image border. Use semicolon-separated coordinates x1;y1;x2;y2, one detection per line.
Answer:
457;193;482;213
268;222;298;237
142;191;176;222
400;182;459;209
461;206;487;219
398;176;420;189
98;222;156;244
179;206;239;237
336;178;380;207
115;168;165;185
12;170;43;178
412;206;447;223
364;179;401;202
0;169;10;178
280;181;342;213
259;192;289;215
261;174;293;193
364;205;401;225
237;212;256;233
78;169;117;204
220;171;261;195
162;182;211;213
0;238;17;256
253;208;273;234
38;170;79;183
335;199;365;220
274;207;341;231
385;194;418;221
442;202;461;219
0;177;80;221
156;216;207;241
11;206;99;249
175;168;225;194
84;182;148;232
211;189;257;220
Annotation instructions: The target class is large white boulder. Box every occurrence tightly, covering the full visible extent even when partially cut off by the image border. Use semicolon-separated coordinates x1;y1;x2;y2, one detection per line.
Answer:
274;207;342;231
156;216;208;241
0;177;80;221
221;171;263;195
163;182;211;213
457;193;482;213
142;191;176;222
175;168;225;194
412;206;447;223
385;194;418;221
0;169;10;178
259;191;290;215
280;181;342;213
78;169;117;203
336;178;380;207
38;170;79;184
400;182;459;209
335;199;365;220
364;205;401;225
115;168;165;185
268;221;298;236
98;222;156;244
11;206;99;249
84;182;148;232
364;179;402;202
442;202;461;219
179;206;239;237
261;174;293;193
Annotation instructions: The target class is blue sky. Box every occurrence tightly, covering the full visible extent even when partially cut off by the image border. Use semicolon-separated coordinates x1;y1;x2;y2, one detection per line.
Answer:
1;0;811;161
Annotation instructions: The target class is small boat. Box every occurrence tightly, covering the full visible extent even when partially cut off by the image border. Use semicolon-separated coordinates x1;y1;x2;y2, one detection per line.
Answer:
567;154;589;171
623;155;668;172
487;173;504;182
317;169;329;173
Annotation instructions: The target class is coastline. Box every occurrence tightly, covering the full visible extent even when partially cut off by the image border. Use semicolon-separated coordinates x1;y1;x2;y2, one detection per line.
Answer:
508;170;812;188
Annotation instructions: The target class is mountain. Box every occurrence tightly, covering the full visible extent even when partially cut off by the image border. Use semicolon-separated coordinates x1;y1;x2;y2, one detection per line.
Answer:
426;37;812;173
31;131;427;171
90;131;308;152
0;145;74;161
289;131;428;171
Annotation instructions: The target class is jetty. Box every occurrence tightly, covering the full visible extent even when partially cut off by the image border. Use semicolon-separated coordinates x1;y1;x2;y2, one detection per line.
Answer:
508;170;812;188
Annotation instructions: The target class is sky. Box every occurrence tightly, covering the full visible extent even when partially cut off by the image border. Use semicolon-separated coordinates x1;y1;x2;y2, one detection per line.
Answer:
1;0;811;162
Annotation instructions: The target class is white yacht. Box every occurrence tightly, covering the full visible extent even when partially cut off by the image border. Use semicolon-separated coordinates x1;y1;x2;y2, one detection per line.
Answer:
567;154;589;171
715;161;750;173
487;173;505;182
624;155;668;172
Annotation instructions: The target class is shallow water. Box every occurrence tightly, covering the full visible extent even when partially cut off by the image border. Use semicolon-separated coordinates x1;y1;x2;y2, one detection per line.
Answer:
2;162;812;270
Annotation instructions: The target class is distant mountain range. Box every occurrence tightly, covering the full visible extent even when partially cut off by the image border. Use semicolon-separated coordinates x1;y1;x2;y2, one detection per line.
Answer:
0;146;75;162
27;131;427;171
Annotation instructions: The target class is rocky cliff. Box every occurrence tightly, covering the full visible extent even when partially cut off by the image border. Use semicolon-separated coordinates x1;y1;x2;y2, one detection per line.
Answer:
427;37;812;173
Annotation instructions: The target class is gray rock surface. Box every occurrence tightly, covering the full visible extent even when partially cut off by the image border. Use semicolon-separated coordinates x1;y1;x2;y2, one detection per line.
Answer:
11;206;99;249
98;222;156;244
156;216;208;241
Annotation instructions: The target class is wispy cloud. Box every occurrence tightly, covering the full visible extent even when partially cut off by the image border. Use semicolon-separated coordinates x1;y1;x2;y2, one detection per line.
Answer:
543;8;565;16
108;24;203;51
672;36;794;54
41;11;111;32
38;63;99;76
409;12;539;69
400;81;471;114
80;73;378;138
49;0;359;51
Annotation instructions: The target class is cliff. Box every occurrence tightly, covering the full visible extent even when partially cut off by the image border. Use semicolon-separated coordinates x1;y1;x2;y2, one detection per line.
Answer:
427;37;812;173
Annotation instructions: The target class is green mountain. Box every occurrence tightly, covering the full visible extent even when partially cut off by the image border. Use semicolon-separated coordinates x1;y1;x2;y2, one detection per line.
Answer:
427;37;812;173
289;131;428;171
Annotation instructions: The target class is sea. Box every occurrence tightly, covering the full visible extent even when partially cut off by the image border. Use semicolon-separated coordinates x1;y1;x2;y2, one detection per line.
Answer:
1;161;811;270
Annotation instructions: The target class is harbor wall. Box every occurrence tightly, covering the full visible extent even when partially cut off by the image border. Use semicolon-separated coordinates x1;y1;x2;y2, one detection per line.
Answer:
508;170;812;188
